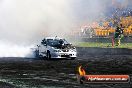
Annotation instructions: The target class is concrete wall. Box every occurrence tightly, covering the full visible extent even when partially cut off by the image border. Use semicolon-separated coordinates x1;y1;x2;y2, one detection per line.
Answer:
77;47;132;57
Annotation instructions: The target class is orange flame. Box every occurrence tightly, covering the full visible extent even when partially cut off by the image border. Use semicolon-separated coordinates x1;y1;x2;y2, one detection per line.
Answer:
78;66;86;76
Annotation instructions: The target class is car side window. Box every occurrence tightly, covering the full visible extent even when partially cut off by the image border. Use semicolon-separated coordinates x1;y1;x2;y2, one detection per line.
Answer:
41;39;46;45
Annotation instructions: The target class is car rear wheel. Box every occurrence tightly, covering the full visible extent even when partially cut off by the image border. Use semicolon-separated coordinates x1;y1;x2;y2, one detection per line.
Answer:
46;51;51;60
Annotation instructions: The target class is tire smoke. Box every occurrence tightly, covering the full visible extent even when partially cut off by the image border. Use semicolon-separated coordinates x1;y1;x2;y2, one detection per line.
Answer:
0;0;131;57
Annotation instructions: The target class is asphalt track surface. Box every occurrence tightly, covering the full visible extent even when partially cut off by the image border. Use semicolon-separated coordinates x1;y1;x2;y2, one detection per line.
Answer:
0;55;132;88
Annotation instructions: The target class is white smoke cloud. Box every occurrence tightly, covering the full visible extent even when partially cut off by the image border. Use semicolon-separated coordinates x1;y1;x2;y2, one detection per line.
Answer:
0;40;34;57
0;0;73;44
0;0;130;57
0;0;73;57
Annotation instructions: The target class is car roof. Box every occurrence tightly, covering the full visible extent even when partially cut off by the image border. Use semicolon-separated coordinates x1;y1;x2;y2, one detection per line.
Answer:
45;37;63;40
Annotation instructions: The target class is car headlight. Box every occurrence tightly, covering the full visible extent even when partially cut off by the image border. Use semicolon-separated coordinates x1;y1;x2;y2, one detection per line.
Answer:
53;50;58;52
71;49;76;52
73;47;76;49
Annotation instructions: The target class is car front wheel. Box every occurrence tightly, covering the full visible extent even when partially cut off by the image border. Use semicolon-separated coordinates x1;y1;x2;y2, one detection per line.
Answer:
71;57;76;60
46;51;51;60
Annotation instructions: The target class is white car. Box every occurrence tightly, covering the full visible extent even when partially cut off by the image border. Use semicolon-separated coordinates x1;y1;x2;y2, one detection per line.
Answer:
36;37;77;59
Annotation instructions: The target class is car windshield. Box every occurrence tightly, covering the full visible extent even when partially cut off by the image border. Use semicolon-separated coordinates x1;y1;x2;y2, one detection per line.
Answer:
47;39;69;47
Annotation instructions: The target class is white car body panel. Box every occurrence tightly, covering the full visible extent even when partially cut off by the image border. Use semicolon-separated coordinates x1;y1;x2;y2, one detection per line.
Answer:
38;37;77;59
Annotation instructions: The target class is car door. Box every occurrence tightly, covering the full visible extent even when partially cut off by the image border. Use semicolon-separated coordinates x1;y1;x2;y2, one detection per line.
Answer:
39;39;47;57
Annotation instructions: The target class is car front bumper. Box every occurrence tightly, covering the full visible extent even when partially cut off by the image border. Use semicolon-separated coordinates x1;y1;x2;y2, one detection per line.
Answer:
51;51;77;58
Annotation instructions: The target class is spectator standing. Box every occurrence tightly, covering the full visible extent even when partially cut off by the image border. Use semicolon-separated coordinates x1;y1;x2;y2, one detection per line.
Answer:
114;24;124;46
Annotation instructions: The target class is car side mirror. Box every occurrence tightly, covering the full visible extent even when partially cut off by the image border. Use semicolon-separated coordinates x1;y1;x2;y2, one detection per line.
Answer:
69;43;72;45
41;39;47;46
44;43;47;46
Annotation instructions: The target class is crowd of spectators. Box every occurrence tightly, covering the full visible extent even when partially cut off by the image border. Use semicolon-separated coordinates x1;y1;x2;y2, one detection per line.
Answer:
78;6;132;37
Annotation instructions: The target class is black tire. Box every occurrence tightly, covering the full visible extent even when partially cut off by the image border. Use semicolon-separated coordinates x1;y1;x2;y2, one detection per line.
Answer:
39;55;43;59
46;51;51;60
35;50;39;58
71;57;76;60
39;55;45;60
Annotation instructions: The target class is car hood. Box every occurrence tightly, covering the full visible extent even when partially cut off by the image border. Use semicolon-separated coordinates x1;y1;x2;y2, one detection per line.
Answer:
53;44;75;50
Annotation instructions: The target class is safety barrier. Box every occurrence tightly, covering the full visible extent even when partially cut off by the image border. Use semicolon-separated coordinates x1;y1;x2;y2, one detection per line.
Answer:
123;29;132;36
95;30;109;36
76;47;132;58
94;28;132;37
